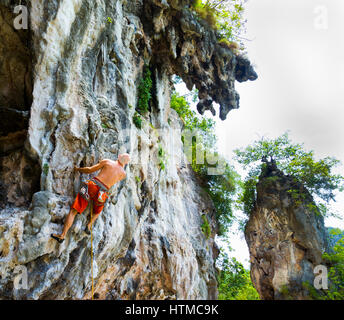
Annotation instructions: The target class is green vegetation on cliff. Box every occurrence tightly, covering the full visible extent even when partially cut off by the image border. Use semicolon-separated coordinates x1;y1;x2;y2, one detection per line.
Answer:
191;0;247;47
321;230;344;299
133;111;143;129
217;251;259;300
201;214;211;239
137;65;153;115
171;89;238;236
234;132;344;217
170;78;260;299
303;228;344;300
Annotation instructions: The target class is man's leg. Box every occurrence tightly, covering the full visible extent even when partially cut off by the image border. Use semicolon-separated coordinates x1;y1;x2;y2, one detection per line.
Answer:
52;208;78;240
86;199;105;232
86;211;100;232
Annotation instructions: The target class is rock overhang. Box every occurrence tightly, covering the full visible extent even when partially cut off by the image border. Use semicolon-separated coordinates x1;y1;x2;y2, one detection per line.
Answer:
142;1;258;120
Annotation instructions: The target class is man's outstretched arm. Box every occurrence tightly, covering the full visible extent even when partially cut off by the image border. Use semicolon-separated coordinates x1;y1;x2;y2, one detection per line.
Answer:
75;160;106;173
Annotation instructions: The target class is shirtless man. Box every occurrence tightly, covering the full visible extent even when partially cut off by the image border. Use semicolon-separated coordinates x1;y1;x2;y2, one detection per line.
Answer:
51;153;130;243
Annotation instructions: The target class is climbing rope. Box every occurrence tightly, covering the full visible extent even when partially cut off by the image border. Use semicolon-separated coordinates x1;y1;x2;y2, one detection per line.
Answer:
90;200;94;300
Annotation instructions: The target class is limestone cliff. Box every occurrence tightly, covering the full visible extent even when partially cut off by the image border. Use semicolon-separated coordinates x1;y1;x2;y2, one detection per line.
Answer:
245;161;329;300
0;0;256;299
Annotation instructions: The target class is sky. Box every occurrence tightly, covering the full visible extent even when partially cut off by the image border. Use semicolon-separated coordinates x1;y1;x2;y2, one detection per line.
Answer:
212;0;344;267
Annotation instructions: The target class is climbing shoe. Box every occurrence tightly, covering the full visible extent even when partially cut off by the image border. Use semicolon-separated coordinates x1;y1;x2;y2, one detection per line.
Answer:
51;234;65;244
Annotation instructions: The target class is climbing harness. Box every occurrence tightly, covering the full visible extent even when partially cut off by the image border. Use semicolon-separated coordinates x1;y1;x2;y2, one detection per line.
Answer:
96;190;108;204
80;181;90;201
81;178;109;204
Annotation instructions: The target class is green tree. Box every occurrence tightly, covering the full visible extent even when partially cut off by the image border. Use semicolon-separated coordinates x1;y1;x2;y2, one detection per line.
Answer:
322;230;344;299
171;90;238;236
170;91;216;147
191;0;247;46
217;250;259;300
234;132;344;217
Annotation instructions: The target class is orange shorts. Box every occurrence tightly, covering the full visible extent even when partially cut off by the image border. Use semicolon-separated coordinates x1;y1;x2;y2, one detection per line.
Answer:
72;178;109;215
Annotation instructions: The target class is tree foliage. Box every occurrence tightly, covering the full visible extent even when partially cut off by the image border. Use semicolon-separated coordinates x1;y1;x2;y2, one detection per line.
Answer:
322;230;344;299
234;132;344;217
170;92;215;147
217;250;259;300
171;90;238;236
191;0;247;46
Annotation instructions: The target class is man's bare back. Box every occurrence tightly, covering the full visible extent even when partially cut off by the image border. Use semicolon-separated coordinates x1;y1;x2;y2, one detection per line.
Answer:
95;159;125;188
75;155;130;188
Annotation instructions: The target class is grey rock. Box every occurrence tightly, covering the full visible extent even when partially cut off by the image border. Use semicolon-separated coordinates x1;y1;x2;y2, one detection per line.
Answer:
245;162;329;300
0;0;256;300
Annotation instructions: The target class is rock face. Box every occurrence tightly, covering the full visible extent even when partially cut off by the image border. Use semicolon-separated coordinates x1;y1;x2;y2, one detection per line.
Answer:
0;3;39;208
0;0;256;299
245;162;329;300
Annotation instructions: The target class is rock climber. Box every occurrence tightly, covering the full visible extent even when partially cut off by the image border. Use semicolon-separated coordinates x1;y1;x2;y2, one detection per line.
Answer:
51;153;130;243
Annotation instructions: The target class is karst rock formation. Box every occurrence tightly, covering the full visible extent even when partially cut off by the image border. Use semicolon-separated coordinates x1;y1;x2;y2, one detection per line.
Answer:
0;0;257;299
245;161;329;300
